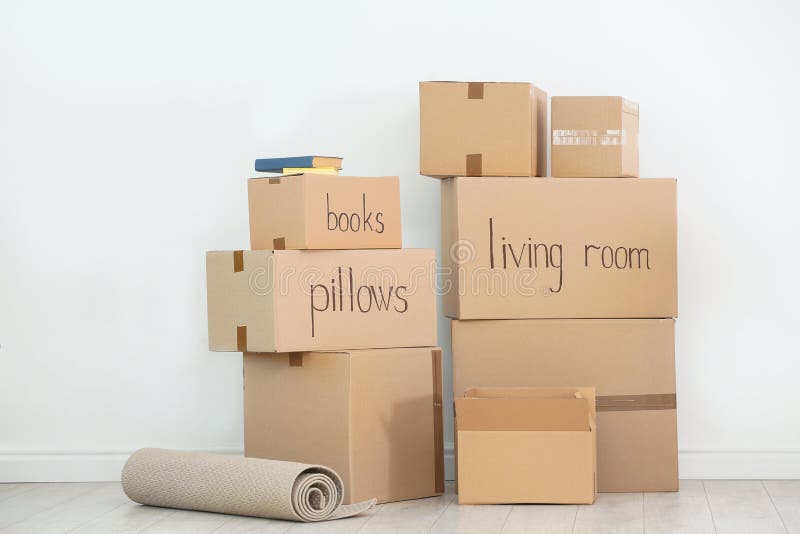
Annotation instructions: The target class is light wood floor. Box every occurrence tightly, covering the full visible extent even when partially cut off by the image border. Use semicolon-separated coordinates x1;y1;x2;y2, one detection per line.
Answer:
0;480;798;533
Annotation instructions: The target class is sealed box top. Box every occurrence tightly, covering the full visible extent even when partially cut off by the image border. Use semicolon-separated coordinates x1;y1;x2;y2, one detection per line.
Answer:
248;173;401;250
420;81;547;177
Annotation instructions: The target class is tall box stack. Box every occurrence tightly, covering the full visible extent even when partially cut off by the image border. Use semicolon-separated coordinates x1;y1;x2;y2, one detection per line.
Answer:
206;166;444;504
420;82;679;497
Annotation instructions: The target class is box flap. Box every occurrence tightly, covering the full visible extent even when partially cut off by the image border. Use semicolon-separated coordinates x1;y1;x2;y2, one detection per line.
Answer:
455;387;595;432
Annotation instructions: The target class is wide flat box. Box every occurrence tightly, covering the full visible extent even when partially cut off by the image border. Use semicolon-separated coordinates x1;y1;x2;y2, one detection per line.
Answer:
244;348;445;504
206;249;436;352
442;177;677;319
248;173;402;250
452;318;678;492
551;96;639;177
456;387;596;505
420;81;547;178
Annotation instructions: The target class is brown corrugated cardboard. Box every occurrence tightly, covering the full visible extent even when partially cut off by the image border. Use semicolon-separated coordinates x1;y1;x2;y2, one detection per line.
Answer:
441;177;677;319
248;173;402;250
451;318;678;492
244;348;445;504
551;96;639;177
419;81;547;178
455;387;597;504
206;249;436;352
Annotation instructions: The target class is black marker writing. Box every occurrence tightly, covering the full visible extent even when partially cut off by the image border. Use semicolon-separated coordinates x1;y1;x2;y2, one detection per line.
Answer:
488;218;563;293
309;266;409;337
327;193;385;233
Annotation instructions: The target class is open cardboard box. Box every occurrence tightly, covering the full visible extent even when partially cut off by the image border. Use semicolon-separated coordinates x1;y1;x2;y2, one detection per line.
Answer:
455;387;597;505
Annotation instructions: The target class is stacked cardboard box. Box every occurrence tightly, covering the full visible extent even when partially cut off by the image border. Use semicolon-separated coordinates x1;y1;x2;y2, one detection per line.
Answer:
206;170;444;504
420;82;678;499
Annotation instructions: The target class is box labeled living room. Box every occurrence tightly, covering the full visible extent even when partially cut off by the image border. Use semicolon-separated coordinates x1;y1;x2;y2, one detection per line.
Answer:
441;176;677;319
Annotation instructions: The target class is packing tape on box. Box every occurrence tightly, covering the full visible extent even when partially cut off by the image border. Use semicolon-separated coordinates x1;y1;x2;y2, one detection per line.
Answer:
596;393;676;412
467;82;484;99
121;448;377;522
552;129;628;146
466;154;482;176
233;250;244;273
289;352;303;366
621;99;639;115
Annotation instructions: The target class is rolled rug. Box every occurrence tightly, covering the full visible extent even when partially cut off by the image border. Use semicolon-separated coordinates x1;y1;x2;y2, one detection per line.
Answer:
121;448;377;522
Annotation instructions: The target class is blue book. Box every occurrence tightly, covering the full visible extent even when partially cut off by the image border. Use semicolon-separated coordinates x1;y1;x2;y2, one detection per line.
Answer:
255;155;343;173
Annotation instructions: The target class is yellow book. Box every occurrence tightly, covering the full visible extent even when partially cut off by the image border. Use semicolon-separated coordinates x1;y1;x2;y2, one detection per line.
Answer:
282;167;340;175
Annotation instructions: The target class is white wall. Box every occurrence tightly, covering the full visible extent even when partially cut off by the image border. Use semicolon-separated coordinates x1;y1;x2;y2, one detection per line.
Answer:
1;0;799;481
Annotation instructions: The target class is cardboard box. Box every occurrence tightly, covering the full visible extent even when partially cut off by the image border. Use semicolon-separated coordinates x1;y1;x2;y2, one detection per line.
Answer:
206;249;436;352
419;81;547;178
244;348;445;504
441;177;677;319
248;173;402;250
551;96;639;177
455;387;597;504
452;318;678;492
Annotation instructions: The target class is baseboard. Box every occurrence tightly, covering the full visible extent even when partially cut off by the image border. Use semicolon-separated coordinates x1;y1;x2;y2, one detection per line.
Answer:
0;449;241;483
678;450;800;479
2;447;800;482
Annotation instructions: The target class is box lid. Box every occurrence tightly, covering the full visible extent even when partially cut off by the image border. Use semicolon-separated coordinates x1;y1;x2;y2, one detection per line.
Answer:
551;95;639;117
455;387;595;432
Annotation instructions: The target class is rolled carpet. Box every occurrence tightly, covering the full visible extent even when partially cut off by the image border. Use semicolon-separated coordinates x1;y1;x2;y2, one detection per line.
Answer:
121;448;377;522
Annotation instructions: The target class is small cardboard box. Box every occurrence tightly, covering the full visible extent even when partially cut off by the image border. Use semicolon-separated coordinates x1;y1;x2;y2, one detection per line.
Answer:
551;96;639;177
455;387;597;505
244;348;445;504
206;249;436;352
248;173;402;250
452;318;677;492
441;176;676;319
419;81;548;178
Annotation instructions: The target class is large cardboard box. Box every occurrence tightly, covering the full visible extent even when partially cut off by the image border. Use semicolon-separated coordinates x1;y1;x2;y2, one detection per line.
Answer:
244;348;445;504
419;81;547;178
551;96;639;177
207;249;436;352
455;387;597;505
248;173;402;250
451;318;678;492
442;177;677;319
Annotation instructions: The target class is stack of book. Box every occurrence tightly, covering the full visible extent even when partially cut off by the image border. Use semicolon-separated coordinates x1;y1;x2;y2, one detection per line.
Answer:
205;157;444;504
254;155;343;175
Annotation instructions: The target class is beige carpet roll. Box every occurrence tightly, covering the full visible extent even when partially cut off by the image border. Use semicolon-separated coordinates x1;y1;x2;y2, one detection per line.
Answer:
121;448;376;522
